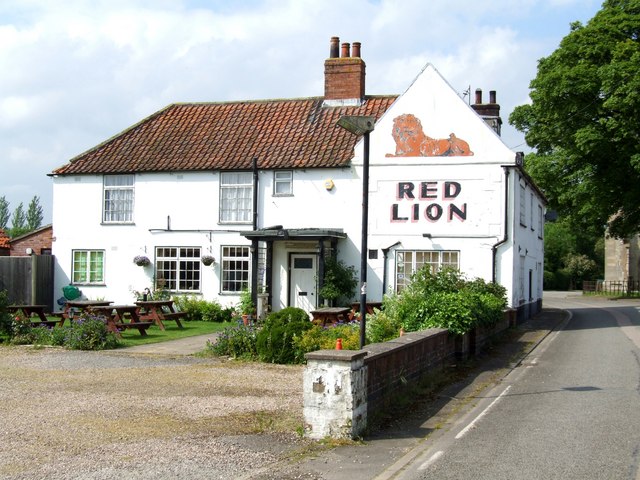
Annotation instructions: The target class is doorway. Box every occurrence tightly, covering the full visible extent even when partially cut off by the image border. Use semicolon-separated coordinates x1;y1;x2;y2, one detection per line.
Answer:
290;254;317;312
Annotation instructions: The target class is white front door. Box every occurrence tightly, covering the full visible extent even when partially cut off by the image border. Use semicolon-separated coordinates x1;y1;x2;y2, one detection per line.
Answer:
290;254;317;312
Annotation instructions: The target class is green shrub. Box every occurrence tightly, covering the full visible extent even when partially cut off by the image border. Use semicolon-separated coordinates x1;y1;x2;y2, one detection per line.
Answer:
173;296;234;322
293;322;361;362
51;326;70;346
319;257;358;306
207;325;257;359
257;319;312;364
365;308;403;343
383;267;507;335
262;307;310;329
64;314;119;350
413;291;475;335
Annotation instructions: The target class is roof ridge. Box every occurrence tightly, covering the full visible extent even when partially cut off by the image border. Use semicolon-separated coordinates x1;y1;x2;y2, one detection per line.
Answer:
170;94;399;107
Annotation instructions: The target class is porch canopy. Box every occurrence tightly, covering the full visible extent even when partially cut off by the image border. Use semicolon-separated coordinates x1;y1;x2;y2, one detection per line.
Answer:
241;227;348;310
242;226;347;242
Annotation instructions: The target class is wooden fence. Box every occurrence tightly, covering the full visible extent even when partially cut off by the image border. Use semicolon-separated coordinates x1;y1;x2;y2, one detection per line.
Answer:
582;279;640;297
0;255;55;310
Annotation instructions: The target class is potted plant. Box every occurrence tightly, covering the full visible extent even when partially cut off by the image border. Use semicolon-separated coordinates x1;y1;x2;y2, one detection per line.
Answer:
133;255;151;267
201;255;215;266
237;289;255;325
318;257;358;306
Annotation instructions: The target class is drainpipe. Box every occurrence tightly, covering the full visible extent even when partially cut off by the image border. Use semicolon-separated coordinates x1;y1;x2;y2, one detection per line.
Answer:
382;241;401;296
251;158;259;309
252;157;258;231
492;166;511;283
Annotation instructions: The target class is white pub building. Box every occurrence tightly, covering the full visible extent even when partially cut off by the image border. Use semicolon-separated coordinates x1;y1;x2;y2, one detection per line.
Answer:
50;37;545;322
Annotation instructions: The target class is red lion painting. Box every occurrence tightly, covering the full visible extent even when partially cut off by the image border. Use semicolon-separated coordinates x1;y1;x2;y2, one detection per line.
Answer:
386;113;473;157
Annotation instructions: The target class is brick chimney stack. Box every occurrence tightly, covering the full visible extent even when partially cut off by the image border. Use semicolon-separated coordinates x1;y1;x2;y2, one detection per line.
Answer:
471;88;502;136
323;36;366;106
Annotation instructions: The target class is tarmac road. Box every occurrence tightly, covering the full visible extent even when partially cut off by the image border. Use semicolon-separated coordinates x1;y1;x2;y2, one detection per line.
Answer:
287;293;640;480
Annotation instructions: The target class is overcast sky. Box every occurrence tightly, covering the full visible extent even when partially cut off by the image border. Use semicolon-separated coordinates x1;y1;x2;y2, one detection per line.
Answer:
1;0;603;225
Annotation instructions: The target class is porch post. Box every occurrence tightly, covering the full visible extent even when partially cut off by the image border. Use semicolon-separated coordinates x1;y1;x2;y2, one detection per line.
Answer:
317;239;325;307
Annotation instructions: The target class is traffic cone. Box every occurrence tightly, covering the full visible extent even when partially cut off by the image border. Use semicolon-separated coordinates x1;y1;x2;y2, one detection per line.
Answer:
335;338;343;350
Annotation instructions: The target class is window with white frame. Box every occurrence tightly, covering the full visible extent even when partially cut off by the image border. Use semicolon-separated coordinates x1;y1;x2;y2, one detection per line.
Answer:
155;247;201;292
519;182;526;226
220;172;252;223
103;174;134;223
221;246;250;292
538;205;543;238
395;250;459;293
274;170;293;196
530;193;534;230
72;250;105;284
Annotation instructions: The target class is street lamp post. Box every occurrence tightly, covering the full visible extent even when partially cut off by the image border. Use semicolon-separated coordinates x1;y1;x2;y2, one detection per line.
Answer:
336;115;375;349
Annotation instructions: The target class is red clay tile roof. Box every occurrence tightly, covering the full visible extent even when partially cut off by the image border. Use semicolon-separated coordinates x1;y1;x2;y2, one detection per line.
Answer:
51;96;397;175
0;229;10;249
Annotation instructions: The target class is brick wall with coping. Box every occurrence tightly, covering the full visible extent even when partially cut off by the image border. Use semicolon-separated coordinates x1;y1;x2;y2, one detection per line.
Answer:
303;309;515;439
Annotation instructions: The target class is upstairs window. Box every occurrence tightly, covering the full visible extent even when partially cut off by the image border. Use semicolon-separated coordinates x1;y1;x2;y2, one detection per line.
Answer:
519;182;526;227
220;172;252;223
155;247;201;292
274;170;293;196
72;250;105;284
538;205;544;238
103;174;134;223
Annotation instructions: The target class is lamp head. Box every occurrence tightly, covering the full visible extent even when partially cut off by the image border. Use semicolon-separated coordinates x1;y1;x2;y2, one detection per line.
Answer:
336;116;375;135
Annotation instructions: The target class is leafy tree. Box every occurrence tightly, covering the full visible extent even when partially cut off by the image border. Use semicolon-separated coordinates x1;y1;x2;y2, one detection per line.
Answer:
10;202;27;237
543;218;604;290
544;220;577;276
510;0;640;239
0;196;9;229
563;254;598;290
26;196;43;230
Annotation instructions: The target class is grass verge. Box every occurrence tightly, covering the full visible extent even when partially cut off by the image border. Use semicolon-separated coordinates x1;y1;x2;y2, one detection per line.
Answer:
113;321;233;348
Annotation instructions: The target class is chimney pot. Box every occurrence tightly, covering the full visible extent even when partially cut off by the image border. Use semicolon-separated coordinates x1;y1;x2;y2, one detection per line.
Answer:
475;88;482;105
324;37;366;104
352;42;361;58
489;90;497;104
330;36;339;58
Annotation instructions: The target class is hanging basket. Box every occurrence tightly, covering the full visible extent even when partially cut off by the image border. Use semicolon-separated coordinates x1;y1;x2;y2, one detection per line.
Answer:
201;255;215;266
133;255;151;267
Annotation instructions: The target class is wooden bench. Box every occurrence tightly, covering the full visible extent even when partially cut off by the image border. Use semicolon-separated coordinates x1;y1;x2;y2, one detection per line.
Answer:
160;311;187;328
8;305;65;328
114;321;154;336
136;300;186;330
33;319;65;328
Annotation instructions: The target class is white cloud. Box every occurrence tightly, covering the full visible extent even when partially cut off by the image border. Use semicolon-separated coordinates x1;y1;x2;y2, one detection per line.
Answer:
0;0;603;223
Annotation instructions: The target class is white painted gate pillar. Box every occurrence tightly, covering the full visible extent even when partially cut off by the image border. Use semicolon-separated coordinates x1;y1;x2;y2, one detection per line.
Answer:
303;349;368;440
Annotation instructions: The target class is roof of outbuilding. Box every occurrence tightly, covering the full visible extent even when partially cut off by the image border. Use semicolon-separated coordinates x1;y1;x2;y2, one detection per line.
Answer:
51;96;397;176
0;229;10;249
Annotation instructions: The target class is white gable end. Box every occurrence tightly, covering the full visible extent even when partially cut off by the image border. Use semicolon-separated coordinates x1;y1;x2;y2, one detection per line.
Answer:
369;63;514;166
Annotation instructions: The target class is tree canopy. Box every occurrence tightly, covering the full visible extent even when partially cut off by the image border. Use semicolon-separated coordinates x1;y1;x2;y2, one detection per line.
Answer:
510;0;640;239
0;196;9;230
10;202;27;238
26;196;43;231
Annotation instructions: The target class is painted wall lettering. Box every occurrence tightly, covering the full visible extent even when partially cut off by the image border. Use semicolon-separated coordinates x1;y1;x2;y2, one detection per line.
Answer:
391;181;467;223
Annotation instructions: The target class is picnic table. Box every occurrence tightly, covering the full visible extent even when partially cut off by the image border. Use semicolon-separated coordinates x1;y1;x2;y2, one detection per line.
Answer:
135;300;186;330
62;300;113;320
349;301;384;320
310;307;351;327
89;304;153;337
8;305;64;328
